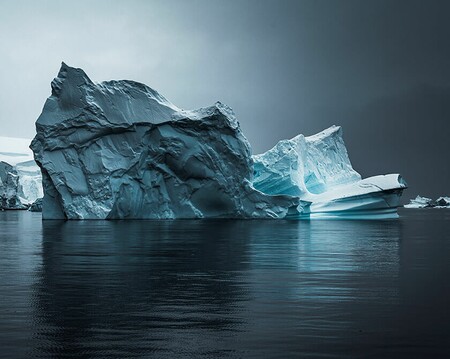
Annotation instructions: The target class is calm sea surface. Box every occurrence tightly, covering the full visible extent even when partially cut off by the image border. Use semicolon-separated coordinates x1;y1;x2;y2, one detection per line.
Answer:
0;209;449;358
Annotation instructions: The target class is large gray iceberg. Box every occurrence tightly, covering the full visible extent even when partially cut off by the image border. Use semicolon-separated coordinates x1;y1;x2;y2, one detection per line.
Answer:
31;63;301;219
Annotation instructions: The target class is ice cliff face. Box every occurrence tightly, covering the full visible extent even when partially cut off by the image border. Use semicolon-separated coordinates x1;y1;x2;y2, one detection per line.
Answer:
0;136;43;209
253;126;361;197
253;126;407;219
0;161;25;209
31;63;301;219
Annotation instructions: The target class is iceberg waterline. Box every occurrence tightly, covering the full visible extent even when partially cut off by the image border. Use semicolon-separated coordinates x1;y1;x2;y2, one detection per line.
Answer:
27;63;406;219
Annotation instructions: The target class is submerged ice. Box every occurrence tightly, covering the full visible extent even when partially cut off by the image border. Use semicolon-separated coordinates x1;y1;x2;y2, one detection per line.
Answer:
31;63;406;220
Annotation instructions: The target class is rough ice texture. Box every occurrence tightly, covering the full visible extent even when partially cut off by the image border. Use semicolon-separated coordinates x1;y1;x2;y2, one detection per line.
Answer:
0;136;43;209
28;197;43;212
435;196;450;207
404;195;450;208
31;63;301;219
0;161;25;209
253;126;407;219
404;195;434;208
253;126;361;198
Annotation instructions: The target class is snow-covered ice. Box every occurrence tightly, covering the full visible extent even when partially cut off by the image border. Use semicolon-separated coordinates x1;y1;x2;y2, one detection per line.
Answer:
404;195;450;208
404;195;434;208
253;126;407;219
253;126;361;197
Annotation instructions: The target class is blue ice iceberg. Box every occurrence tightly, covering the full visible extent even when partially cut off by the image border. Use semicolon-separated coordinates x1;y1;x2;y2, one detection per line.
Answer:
0;136;43;209
253;126;407;219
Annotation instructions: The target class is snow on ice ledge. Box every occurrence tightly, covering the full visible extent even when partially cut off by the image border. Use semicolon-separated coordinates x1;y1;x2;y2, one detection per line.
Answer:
252;126;407;219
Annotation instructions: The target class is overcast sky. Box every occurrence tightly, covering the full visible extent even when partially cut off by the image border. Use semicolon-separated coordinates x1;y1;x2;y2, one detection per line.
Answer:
0;0;449;198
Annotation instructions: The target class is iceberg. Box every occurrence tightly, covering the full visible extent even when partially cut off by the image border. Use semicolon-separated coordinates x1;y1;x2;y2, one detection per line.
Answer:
435;196;450;208
28;197;43;212
404;195;450;208
0;136;43;209
252;126;407;219
30;63;407;220
404;195;434;208
31;63;302;219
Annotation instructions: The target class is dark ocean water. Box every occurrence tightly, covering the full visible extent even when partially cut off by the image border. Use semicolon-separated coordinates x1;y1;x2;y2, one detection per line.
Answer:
0;209;449;358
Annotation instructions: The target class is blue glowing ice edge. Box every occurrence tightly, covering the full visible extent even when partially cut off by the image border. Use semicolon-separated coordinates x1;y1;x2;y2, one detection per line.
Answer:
253;126;407;219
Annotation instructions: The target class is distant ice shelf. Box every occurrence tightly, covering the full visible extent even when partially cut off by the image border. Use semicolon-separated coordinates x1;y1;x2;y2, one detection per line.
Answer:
28;63;407;220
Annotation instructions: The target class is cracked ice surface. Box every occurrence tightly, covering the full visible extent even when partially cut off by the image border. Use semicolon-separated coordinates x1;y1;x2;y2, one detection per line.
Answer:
31;63;302;219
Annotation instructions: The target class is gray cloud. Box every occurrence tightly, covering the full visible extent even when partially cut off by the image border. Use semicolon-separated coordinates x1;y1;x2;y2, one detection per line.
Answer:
0;0;449;198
